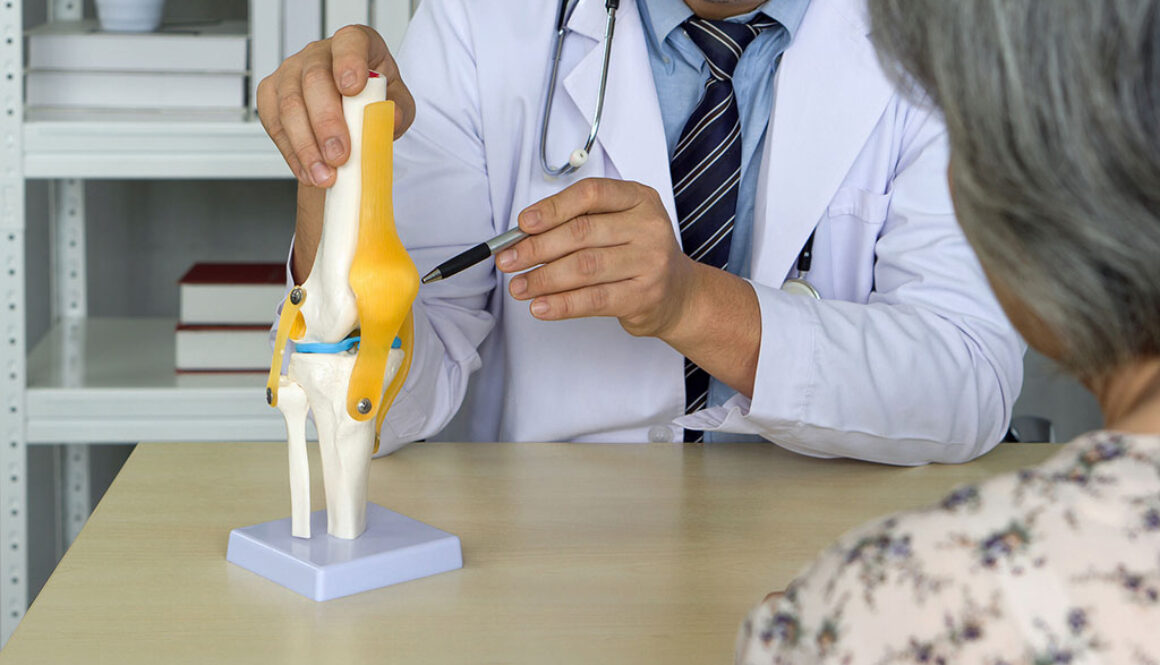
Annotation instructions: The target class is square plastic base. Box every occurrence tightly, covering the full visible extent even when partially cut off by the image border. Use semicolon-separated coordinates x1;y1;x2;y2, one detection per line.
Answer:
226;503;462;601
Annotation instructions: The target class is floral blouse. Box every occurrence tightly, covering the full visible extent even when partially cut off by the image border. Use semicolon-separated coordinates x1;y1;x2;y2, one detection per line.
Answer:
736;431;1160;664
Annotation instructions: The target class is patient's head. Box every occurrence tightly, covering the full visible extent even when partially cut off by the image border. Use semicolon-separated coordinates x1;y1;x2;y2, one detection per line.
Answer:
867;0;1160;386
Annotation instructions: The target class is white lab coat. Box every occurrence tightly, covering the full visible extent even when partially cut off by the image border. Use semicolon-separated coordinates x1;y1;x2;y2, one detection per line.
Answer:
360;0;1024;464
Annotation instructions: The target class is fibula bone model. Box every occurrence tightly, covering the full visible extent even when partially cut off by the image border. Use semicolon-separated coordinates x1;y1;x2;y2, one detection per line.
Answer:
264;74;419;540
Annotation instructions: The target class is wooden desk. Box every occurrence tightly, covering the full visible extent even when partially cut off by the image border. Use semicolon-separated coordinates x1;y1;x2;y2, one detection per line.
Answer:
1;442;1057;664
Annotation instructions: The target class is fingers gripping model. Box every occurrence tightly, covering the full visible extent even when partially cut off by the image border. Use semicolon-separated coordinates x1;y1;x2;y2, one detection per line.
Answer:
264;74;420;540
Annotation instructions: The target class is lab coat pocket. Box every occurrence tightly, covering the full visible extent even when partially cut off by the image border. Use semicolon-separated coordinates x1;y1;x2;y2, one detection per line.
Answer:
822;188;892;302
825;187;892;225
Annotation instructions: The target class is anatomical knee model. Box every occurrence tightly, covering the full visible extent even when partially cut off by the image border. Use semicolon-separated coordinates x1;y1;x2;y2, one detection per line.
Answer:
264;74;419;540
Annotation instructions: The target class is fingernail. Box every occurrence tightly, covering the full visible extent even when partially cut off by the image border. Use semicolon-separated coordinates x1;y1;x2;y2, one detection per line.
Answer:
340;71;357;90
497;249;517;270
310;162;331;186
510;276;526;296
522;209;541;230
530;300;549;316
323;138;343;163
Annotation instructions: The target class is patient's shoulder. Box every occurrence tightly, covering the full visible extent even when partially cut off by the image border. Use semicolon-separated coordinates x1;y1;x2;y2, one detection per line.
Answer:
737;431;1160;664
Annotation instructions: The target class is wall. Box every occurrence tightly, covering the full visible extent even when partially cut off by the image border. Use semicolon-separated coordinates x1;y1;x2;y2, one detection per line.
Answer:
85;180;296;316
1014;350;1103;442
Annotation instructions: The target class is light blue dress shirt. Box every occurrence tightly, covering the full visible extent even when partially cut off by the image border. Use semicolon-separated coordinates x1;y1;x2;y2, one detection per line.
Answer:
637;0;810;441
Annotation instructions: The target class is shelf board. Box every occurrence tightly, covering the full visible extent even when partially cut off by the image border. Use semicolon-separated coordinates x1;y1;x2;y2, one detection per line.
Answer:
26;317;302;443
22;118;293;179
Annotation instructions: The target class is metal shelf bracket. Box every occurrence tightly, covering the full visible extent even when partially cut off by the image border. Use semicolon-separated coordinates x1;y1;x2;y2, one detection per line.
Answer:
51;178;90;549
1;0;26;645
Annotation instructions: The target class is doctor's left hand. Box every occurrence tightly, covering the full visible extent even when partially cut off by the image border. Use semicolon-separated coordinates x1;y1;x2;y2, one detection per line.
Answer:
497;178;699;339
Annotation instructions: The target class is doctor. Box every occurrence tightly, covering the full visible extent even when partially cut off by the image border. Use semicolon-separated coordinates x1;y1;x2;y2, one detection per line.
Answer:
258;0;1024;464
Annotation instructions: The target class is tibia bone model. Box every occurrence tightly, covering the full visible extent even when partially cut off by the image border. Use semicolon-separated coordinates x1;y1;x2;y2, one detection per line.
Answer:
265;74;420;540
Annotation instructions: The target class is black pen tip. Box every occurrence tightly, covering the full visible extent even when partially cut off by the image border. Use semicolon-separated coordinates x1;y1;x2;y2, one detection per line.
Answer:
420;269;442;284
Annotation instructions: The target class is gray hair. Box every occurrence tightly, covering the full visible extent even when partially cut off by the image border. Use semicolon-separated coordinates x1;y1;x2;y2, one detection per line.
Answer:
867;0;1160;382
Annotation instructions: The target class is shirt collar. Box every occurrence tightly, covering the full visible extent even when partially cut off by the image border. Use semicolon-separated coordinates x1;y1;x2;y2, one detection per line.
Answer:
640;0;811;45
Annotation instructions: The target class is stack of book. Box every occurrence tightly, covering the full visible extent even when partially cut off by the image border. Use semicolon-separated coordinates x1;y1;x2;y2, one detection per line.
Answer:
176;262;286;372
25;19;249;120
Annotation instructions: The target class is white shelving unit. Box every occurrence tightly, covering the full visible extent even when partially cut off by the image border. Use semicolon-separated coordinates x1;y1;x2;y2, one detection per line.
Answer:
26;318;292;443
23;118;287;179
2;0;411;645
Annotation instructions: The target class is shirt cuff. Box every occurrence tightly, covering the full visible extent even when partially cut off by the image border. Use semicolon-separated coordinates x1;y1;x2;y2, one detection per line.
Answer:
673;281;821;438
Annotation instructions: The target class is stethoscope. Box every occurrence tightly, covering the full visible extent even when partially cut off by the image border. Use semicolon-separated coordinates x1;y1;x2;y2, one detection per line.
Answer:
539;0;821;299
540;0;619;176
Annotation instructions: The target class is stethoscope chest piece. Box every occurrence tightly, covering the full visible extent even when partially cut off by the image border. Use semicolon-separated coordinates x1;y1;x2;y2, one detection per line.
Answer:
781;278;821;299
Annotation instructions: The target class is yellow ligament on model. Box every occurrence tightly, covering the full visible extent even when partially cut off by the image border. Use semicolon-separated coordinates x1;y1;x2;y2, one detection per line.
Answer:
264;283;305;409
347;100;420;443
266;99;420;455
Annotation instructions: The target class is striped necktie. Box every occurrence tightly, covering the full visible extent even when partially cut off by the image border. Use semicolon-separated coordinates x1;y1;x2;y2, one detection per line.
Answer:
672;14;778;443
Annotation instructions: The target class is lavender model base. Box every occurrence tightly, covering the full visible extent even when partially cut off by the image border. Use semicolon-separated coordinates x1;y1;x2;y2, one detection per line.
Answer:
226;503;463;601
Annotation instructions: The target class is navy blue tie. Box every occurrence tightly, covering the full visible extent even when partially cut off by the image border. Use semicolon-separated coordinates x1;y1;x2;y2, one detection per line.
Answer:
672;15;778;442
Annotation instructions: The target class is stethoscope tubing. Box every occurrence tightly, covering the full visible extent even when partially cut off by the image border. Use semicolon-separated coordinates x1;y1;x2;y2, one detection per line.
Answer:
540;0;618;176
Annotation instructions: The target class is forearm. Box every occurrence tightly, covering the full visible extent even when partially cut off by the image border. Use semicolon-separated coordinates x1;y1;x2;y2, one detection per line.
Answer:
660;263;762;398
677;282;1023;465
291;184;325;283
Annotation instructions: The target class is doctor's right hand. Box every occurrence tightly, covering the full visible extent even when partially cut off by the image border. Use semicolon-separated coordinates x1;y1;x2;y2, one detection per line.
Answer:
256;25;415;189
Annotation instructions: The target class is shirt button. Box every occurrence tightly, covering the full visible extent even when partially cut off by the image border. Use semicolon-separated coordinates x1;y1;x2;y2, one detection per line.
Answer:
648;426;674;443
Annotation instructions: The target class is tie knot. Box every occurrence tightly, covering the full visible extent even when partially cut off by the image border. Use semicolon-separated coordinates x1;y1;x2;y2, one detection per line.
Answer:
683;14;779;81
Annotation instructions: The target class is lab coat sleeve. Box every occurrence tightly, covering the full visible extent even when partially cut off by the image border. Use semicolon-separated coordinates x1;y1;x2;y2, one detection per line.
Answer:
376;0;501;452
678;112;1025;465
276;0;498;454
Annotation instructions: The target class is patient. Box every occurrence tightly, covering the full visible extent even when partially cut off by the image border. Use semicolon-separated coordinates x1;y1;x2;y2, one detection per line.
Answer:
736;0;1160;661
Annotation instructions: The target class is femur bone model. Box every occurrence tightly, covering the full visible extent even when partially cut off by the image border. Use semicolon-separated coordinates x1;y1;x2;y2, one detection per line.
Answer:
264;75;419;540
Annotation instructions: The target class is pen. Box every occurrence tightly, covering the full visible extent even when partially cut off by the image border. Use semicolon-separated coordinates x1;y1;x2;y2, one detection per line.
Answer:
420;227;529;284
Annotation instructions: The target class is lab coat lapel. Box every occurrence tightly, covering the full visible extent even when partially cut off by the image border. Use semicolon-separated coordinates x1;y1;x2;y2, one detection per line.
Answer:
751;0;894;285
563;0;677;223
